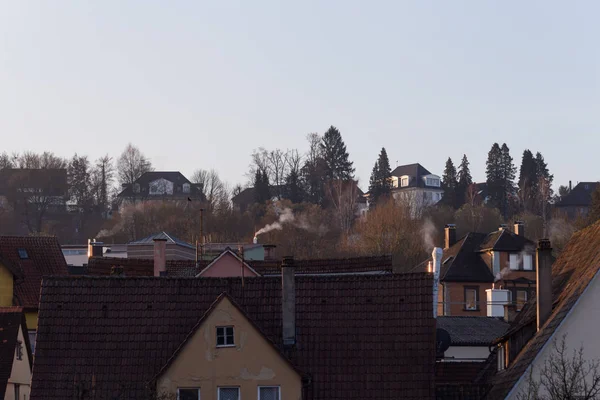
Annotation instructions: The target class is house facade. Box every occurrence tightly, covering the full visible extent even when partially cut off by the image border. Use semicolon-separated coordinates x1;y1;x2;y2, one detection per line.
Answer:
0;307;33;400
427;223;536;317
555;181;599;219
390;163;443;215
117;171;203;206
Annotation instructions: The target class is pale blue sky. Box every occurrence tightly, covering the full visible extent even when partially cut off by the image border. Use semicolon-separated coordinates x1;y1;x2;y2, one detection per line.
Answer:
1;1;598;189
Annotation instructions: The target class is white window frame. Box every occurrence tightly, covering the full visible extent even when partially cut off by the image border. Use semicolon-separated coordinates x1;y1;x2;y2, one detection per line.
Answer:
523;254;533;270
465;288;478;311
258;386;281;400
217;387;240;400
497;345;505;371
177;388;200;400
509;253;519;270
216;326;235;348
401;176;409;187
183;183;191;193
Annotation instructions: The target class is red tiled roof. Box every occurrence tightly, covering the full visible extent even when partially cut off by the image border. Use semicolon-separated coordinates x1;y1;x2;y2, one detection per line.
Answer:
488;221;600;399
32;273;435;399
0;236;69;309
0;307;32;396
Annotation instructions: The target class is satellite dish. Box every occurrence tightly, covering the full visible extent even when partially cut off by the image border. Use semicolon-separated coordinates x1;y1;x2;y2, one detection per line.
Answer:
436;328;451;355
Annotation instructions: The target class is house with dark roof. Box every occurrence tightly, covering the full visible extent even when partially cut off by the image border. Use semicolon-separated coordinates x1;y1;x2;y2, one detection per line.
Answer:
419;223;536;317
231;185;286;213
127;231;197;260
117;171;204;206
0;236;68;339
437;316;509;362
390;163;443;214
0;307;33;400
555;181;599;219
31;268;436;399
485;221;600;399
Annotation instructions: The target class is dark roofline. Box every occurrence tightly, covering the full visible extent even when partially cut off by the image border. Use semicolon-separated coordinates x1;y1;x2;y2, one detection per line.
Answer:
150;292;304;384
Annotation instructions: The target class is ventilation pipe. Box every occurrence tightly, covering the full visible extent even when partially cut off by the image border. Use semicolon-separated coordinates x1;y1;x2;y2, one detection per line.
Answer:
432;247;443;318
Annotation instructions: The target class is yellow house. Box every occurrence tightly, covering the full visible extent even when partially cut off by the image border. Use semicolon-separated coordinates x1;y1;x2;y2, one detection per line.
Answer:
154;293;302;400
0;236;69;343
0;307;33;400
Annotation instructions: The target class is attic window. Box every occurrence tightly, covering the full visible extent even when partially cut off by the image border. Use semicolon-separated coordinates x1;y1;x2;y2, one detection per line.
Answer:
216;326;234;347
16;340;23;360
17;249;28;259
401;177;409;187
183;183;190;193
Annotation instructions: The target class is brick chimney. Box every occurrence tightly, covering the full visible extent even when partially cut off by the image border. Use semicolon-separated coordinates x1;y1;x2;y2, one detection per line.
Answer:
432;247;443;318
536;239;553;331
281;256;296;346
444;224;456;249
153;238;167;277
514;221;525;237
88;239;104;258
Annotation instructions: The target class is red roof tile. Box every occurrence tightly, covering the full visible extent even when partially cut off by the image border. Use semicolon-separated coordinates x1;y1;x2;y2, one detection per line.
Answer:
32;273;435;399
0;236;68;309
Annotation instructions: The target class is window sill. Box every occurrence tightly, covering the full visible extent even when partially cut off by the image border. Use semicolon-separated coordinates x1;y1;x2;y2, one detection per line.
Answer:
216;344;236;348
463;308;480;312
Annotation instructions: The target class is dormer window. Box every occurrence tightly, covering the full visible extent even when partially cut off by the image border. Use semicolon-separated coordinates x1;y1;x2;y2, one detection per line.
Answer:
401;176;409;187
133;183;140;193
426;177;440;187
216;326;234;347
17;249;28;259
183;183;190;194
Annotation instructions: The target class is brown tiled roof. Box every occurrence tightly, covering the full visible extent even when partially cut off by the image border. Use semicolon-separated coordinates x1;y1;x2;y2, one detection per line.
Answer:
32;273;435;399
0;236;69;309
479;229;535;252
86;257;203;277
0;307;33;396
439;233;495;283
250;255;393;276
488;221;600;399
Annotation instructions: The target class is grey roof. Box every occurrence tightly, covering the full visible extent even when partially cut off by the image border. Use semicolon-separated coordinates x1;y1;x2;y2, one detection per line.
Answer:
128;231;195;249
557;182;599;207
390;163;440;189
117;171;203;199
437;316;509;346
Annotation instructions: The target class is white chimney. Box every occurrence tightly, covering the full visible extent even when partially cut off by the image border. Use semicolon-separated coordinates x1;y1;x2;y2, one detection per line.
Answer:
486;288;510;317
432;247;443;318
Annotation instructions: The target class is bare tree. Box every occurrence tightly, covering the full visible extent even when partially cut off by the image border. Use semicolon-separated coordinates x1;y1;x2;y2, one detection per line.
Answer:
90;155;114;216
268;149;288;199
0;152;16;169
324;179;359;233
191;169;230;212
517;335;600;400
117;143;153;186
16;151;66;169
247;147;270;184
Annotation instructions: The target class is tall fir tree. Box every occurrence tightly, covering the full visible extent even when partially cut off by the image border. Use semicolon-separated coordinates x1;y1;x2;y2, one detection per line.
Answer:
486;143;503;211
320;126;355;180
367;148;392;207
518;149;537;212
285;168;303;203
254;170;271;204
441;157;458;208
534;151;553;215
499;143;516;218
457;154;472;207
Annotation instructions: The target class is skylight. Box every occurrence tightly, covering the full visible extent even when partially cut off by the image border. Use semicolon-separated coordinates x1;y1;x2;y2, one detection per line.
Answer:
17;248;29;259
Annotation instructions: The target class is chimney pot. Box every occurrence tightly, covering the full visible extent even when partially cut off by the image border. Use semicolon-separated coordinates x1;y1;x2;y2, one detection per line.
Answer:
432;248;443;318
153;238;168;277
499;224;508;231
444;224;456;249
281;256;296;346
536;239;553;331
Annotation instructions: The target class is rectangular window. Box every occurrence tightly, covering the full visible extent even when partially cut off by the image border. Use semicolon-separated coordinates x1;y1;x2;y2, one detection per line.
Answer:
183;183;191;193
177;388;200;400
464;287;478;311
401;177;409;187
516;290;528;311
509;254;519;270
259;386;281;400
216;326;234;347
28;330;37;354
218;387;239;400
523;254;533;270
16;340;23;360
18;248;28;259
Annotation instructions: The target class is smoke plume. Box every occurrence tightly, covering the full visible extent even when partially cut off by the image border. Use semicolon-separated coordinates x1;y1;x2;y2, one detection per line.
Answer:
255;208;295;236
420;218;436;251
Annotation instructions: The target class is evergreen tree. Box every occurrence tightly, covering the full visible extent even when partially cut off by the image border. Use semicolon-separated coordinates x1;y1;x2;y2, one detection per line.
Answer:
368;148;392;207
285;168;303;203
534;151;553;215
486;143;503;210
457;154;473;207
518;150;537;212
254;170;270;204
441;157;458;208
499;143;517;218
320;126;355;180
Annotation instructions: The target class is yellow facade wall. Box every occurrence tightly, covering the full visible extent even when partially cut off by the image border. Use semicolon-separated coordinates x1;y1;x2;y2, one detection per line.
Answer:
0;263;14;306
157;296;302;400
25;312;37;330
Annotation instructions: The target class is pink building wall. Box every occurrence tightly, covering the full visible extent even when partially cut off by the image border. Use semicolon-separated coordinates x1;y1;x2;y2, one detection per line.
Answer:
200;252;259;278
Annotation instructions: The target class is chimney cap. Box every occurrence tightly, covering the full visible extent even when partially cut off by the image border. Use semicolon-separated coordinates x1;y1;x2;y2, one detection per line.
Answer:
514;220;524;225
538;239;552;250
282;256;295;268
445;224;456;229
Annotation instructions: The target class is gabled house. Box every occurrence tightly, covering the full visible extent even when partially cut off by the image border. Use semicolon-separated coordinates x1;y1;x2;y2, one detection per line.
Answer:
555;181;599;219
0;236;68;344
487;221;600;399
31;268;436;399
117;171;203;205
389;163;443;216
0;307;33;400
422;223;536;317
127;231;197;260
